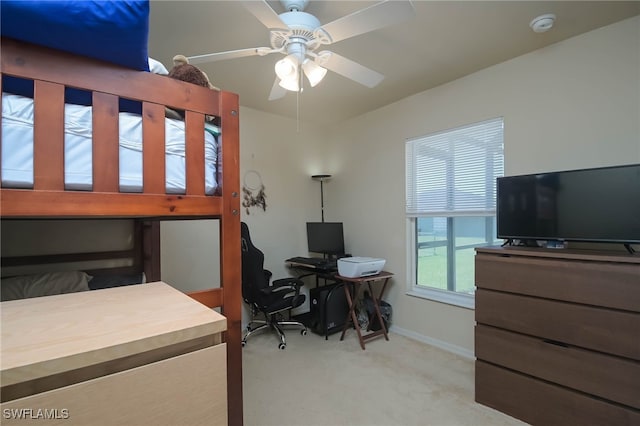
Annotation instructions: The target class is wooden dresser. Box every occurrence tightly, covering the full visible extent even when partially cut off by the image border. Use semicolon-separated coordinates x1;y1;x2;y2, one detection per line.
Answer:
474;246;640;425
1;282;228;425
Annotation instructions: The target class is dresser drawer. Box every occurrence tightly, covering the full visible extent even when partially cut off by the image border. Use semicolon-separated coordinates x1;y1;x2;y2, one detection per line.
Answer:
476;325;640;408
476;361;640;426
475;252;640;312
476;289;640;360
1;344;227;426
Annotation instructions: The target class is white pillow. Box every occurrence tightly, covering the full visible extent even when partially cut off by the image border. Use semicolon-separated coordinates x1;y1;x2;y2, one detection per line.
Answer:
148;57;169;75
1;271;91;301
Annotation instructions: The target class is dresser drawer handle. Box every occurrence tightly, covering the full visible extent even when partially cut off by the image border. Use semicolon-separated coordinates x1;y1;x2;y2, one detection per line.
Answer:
543;339;569;348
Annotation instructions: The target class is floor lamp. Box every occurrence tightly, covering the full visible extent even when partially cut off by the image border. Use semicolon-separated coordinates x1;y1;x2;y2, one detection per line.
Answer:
311;174;331;222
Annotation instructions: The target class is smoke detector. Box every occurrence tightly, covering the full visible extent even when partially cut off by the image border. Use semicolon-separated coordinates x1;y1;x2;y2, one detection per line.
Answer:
530;14;556;33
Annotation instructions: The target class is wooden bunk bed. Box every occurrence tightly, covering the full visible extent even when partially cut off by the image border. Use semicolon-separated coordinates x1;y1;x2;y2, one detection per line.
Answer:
0;35;243;425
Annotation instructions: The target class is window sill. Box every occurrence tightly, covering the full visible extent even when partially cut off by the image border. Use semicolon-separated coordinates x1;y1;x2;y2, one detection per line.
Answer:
407;286;475;309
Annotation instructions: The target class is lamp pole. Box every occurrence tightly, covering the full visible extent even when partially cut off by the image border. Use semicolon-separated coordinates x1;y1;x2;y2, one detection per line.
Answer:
311;174;331;222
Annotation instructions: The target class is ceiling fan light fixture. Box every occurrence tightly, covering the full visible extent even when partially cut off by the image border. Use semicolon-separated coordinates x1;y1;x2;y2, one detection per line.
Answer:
302;59;327;87
275;55;299;81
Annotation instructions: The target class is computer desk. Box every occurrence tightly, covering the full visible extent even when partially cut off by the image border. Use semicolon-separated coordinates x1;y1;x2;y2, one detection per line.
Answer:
336;271;393;350
285;259;339;287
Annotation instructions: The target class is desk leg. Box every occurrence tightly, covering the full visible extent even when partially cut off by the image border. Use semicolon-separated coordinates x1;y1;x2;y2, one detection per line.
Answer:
367;278;390;341
340;282;365;350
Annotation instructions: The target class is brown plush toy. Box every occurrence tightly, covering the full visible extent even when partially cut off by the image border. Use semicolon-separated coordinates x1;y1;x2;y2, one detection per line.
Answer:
170;54;220;91
168;63;210;88
165;55;219;120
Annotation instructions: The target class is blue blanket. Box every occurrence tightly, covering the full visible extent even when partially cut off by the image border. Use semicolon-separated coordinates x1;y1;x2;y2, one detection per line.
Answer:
2;0;149;70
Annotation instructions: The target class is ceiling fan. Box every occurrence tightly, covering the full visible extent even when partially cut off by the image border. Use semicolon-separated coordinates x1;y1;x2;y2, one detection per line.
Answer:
187;0;415;100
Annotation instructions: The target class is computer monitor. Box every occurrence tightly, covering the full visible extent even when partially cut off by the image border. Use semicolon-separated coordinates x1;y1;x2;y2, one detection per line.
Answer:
306;222;345;256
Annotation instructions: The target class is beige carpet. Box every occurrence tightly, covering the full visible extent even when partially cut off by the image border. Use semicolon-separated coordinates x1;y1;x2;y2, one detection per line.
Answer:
242;328;527;426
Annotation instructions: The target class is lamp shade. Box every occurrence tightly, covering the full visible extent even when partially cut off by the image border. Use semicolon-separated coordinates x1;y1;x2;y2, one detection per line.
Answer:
302;59;327;87
278;75;300;91
276;54;302;92
275;55;298;81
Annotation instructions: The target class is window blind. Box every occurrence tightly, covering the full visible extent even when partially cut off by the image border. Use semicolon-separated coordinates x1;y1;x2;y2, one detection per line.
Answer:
406;117;504;217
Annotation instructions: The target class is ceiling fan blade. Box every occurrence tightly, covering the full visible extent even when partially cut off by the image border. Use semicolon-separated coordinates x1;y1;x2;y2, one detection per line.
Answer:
268;77;287;101
318;0;415;44
187;47;274;65
317;51;384;88
243;0;287;29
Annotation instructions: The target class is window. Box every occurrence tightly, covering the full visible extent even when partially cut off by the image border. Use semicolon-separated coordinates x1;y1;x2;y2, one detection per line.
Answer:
405;118;504;308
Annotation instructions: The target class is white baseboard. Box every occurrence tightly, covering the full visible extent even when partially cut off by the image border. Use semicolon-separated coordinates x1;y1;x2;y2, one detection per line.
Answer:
390;325;475;360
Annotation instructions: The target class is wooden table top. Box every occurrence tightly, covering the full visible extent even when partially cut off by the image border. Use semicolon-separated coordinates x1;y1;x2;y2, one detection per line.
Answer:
1;282;226;386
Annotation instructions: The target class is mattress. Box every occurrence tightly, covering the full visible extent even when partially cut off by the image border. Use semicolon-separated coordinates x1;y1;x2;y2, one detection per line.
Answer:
1;92;219;194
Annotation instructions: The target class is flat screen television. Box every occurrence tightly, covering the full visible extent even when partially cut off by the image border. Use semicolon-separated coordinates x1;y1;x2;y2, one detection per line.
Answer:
306;222;345;255
496;164;640;244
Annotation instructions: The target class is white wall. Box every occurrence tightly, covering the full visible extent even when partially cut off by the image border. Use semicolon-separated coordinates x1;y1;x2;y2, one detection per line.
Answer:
161;107;331;320
326;16;640;355
161;16;639;354
161;219;221;293
237;107;329;279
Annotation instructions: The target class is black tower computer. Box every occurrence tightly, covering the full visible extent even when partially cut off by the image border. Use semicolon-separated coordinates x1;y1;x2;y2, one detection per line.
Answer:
309;282;350;339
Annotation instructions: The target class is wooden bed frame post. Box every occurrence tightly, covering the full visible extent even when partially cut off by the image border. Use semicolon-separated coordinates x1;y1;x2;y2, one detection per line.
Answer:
141;220;161;282
219;90;243;426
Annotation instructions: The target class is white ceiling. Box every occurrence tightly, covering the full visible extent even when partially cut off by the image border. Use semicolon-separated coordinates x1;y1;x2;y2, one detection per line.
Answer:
148;1;639;125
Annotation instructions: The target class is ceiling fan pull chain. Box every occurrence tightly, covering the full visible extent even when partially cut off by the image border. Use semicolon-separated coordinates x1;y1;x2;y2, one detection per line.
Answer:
296;64;302;132
296;82;300;133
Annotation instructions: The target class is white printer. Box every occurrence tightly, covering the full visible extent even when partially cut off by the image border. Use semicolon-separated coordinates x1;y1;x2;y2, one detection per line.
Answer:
337;257;386;278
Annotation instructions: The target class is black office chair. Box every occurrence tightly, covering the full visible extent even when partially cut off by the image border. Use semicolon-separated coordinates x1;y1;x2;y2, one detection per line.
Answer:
241;222;307;349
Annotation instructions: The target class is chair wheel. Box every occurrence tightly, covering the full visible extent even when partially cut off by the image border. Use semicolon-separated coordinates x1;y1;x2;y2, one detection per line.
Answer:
241;341;246;347
301;329;307;336
278;343;286;350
